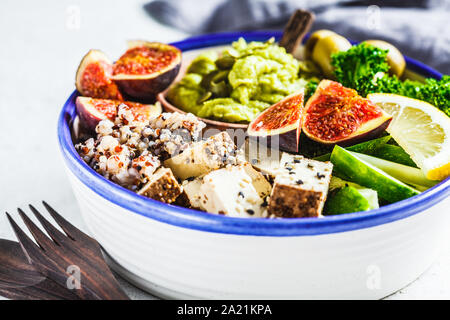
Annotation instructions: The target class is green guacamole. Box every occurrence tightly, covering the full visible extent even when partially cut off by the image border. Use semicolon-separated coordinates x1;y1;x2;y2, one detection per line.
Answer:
168;38;311;123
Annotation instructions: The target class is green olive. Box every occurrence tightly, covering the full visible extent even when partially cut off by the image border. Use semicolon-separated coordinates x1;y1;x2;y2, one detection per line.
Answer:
304;29;337;59
363;40;406;77
312;34;352;78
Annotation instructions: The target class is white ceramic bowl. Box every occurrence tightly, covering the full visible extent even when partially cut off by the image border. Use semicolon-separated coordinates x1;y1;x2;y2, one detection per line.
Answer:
59;31;450;299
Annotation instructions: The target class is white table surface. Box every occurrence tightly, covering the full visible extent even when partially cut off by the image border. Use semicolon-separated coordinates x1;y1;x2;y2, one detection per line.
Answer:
0;0;448;300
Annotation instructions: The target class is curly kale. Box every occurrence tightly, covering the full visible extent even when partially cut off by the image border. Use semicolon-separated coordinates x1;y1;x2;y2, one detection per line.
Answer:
305;79;319;101
331;43;450;117
331;43;390;97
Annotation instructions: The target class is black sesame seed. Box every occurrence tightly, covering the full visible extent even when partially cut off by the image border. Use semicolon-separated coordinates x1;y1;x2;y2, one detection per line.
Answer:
289;171;296;175
296;179;304;185
238;191;245;198
293;159;301;163
186;176;195;182
317;172;326;179
246;209;255;215
261;199;268;207
307;164;314;169
286;167;293;171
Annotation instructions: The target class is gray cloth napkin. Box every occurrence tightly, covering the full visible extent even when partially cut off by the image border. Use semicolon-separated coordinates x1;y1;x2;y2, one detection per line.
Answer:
144;0;450;74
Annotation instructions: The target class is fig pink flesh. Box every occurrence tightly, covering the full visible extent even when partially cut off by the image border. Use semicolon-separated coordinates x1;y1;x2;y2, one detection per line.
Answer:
303;80;392;145
248;92;304;153
75;96;160;132
112;42;181;100
76;50;123;100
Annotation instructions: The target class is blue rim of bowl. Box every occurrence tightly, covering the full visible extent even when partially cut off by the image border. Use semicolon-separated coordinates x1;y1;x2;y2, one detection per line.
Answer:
58;30;449;237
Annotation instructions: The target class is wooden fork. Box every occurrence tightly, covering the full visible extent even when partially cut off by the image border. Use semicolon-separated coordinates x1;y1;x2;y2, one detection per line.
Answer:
6;202;129;300
0;239;80;300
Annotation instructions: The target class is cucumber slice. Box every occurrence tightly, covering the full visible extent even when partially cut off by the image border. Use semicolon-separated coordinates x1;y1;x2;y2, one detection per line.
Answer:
314;135;391;161
371;144;417;167
330;146;420;203
326;177;379;215
350;152;439;189
324;186;377;215
358;188;379;210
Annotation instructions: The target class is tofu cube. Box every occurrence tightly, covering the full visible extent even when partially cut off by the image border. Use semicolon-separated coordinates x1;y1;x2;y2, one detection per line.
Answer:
183;163;272;212
184;165;267;217
242;138;285;178
182;176;204;209
138;167;182;204
242;162;272;199
164;132;240;180
173;191;191;208
268;154;333;218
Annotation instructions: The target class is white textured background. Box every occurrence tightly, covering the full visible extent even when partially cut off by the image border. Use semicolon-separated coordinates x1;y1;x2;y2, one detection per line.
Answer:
0;0;448;300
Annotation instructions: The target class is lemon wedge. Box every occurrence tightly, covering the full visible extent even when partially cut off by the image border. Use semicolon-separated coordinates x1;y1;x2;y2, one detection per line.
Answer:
367;93;450;181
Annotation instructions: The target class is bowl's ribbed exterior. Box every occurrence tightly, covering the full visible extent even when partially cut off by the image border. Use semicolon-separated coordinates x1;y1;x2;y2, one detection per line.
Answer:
67;169;450;299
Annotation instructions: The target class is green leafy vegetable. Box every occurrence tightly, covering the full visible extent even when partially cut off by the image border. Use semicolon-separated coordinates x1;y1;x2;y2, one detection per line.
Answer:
331;43;389;97
371;144;417;167
305;79;319;101
313;135;391;162
331;43;450;117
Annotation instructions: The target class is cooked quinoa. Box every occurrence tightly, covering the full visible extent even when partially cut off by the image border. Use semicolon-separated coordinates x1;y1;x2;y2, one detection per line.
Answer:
76;103;206;191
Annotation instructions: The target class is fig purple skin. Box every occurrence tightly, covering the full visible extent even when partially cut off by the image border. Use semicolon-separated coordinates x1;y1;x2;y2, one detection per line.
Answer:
332;118;392;147
112;41;182;101
75;96;111;132
248;128;301;154
279;128;301;153
114;63;181;101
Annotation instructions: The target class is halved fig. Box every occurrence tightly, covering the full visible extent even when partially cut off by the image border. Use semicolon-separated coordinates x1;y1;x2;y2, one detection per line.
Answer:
75;50;123;100
302;80;392;146
112;41;181;100
247;91;304;153
75;96;162;131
